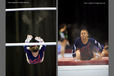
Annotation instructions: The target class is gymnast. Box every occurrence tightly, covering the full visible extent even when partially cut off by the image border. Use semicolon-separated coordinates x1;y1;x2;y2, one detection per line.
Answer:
24;35;46;64
59;24;69;57
72;27;105;61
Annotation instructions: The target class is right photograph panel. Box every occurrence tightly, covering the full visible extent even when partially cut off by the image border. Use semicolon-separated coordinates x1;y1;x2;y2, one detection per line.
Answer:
58;0;108;76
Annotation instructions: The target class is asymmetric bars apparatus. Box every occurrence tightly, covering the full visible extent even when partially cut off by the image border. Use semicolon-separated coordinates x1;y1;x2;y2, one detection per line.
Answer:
6;7;57;12
6;7;57;46
6;42;56;46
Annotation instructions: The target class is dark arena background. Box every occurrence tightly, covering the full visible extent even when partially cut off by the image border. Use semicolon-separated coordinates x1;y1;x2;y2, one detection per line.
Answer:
6;0;56;76
58;0;108;46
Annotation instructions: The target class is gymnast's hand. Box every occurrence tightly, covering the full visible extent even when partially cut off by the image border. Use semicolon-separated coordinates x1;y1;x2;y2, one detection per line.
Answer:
35;37;44;43
25;35;33;43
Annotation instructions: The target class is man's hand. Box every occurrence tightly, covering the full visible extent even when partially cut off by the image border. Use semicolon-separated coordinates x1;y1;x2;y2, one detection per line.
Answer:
91;52;102;60
74;50;81;61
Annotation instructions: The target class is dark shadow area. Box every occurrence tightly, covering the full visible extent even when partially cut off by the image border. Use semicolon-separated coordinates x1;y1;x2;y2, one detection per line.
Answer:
6;0;56;8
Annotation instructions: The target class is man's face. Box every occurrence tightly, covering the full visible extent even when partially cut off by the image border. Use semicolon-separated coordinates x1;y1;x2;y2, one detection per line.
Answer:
80;30;88;39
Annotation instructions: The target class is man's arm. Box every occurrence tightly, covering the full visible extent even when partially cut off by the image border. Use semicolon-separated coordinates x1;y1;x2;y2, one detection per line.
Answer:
72;44;76;57
91;51;102;60
94;39;104;53
74;50;81;61
91;39;104;60
72;39;81;61
101;45;109;57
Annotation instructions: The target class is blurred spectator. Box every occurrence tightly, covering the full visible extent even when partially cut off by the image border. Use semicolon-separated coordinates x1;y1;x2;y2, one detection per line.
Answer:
101;43;109;57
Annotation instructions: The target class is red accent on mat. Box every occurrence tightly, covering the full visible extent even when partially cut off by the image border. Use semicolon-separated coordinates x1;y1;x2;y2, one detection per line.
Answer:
65;49;72;53
58;57;109;66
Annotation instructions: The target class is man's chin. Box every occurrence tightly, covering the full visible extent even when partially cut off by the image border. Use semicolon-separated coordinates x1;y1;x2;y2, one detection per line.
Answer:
82;38;86;40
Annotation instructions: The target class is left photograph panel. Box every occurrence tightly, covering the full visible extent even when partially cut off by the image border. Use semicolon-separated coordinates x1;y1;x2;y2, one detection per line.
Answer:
6;0;56;76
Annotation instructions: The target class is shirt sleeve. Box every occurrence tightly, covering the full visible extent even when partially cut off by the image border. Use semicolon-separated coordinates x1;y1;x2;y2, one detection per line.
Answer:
39;45;46;54
72;44;77;57
92;38;104;52
24;38;31;53
72;38;79;57
24;46;31;54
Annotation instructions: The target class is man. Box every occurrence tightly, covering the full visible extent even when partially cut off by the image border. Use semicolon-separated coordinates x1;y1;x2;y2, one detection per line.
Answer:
72;28;104;60
24;35;46;64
